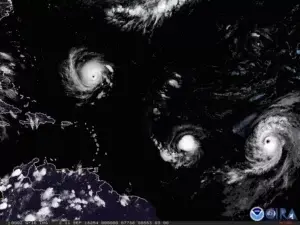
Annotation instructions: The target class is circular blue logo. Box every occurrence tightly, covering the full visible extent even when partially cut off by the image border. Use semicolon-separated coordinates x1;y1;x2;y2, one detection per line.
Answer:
265;208;277;220
250;207;265;221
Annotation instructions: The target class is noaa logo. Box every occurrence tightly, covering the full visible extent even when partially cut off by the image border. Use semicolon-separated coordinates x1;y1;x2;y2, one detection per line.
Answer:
250;207;265;221
265;208;277;220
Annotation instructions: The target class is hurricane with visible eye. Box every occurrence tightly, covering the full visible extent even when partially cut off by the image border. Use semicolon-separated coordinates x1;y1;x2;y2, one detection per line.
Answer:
244;116;289;174
215;92;300;217
60;47;114;106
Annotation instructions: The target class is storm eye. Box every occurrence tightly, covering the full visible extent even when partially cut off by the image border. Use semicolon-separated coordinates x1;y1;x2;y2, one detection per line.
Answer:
80;61;105;88
263;135;281;155
243;115;290;175
60;47;114;106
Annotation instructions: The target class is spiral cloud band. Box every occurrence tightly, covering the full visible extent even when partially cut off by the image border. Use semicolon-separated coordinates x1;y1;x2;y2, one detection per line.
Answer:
60;47;114;106
221;92;300;216
152;124;205;169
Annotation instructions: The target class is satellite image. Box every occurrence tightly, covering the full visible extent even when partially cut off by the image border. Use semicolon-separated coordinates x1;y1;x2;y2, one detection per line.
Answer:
1;0;300;221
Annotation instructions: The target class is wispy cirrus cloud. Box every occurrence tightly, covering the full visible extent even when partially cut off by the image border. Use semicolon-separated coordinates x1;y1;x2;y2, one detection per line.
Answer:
106;0;205;33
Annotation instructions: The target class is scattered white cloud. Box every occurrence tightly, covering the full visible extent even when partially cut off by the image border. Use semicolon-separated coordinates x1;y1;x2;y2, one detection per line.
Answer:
24;214;36;222
41;188;54;200
94;195;106;207
33;168;47;181
106;0;197;33
120;195;130;207
0;202;8;210
11;169;22;177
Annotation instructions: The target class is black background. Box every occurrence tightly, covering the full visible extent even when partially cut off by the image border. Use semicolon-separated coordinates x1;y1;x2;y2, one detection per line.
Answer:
0;0;300;220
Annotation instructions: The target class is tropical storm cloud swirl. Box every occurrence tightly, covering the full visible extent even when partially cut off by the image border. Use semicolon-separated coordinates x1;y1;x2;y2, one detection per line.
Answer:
152;124;205;169
60;47;114;106
2;0;300;221
147;71;208;169
144;1;300;219
220;93;300;217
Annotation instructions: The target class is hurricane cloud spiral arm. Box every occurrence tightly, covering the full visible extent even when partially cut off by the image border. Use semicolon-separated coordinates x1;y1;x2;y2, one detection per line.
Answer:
218;93;300;216
60;47;114;106
1;0;300;221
